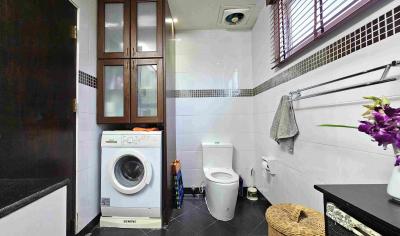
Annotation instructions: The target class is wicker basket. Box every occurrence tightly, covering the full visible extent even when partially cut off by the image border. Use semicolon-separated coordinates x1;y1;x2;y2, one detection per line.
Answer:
265;204;325;236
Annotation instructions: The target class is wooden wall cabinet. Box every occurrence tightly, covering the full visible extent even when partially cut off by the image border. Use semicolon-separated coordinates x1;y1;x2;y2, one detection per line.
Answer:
97;59;131;123
131;59;164;123
98;0;130;59
98;0;163;59
97;59;163;124
97;0;164;124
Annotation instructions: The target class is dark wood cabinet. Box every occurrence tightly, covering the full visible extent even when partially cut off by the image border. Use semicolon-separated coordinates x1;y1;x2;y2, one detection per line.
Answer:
97;59;131;123
98;0;131;59
97;0;164;124
97;59;164;124
315;185;400;236
131;0;163;58
98;0;163;59
131;58;164;123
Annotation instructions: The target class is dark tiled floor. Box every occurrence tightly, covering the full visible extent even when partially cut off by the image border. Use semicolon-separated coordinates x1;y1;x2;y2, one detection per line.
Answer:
90;195;271;236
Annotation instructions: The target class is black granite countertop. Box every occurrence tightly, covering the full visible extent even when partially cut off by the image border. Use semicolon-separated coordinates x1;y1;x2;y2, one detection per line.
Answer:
0;178;70;218
315;184;400;233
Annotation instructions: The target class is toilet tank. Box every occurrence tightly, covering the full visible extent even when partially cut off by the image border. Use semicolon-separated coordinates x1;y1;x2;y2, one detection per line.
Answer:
202;142;233;169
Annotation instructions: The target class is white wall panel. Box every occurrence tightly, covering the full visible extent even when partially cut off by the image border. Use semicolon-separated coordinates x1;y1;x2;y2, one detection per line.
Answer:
72;0;100;233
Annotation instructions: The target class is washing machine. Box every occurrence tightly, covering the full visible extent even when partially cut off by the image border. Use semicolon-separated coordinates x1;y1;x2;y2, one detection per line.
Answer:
100;131;162;228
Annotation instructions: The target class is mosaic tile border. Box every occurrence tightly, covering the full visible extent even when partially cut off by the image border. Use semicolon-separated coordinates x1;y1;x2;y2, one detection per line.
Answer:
174;89;254;98
166;90;176;98
174;5;400;98
79;70;96;88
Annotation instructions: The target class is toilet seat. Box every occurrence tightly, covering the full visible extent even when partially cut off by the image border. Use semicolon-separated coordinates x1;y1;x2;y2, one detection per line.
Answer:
204;168;239;184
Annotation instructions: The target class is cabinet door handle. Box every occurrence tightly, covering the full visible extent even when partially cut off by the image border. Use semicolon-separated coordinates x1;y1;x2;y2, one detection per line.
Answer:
131;47;135;56
131;61;134;71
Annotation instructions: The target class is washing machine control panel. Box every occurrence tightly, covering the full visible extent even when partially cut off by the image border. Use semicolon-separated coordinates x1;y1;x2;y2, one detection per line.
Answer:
122;135;139;145
122;135;161;147
102;132;162;147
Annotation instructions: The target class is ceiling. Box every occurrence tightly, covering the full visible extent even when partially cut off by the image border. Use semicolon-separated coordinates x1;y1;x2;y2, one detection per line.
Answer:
168;0;264;31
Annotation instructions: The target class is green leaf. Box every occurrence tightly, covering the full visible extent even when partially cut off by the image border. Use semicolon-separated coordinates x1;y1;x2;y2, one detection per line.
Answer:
382;97;391;105
363;96;381;101
319;124;358;129
362;110;371;117
362;104;375;110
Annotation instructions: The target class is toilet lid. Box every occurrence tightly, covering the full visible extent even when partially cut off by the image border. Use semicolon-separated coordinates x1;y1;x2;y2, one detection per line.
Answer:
204;168;239;184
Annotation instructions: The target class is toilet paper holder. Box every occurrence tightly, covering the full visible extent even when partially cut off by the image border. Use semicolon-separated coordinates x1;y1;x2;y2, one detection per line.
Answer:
261;156;276;175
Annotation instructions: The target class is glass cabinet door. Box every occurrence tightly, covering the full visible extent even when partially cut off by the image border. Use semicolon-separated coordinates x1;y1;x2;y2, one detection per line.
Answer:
131;0;162;58
97;59;130;123
131;59;163;123
98;0;130;58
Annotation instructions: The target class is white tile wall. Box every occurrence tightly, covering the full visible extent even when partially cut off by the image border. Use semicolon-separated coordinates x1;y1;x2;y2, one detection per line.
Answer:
75;0;97;76
176;30;253;90
176;97;256;187
175;29;255;187
251;1;400;212
71;0;100;233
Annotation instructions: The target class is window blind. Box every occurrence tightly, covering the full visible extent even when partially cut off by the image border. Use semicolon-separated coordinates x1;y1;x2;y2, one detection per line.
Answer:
271;0;374;65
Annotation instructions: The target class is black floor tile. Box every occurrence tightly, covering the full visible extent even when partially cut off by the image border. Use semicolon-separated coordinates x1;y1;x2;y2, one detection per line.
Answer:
140;228;155;234
185;197;206;207
147;219;196;236
248;220;268;236
193;198;210;214
198;221;245;236
235;198;270;222
91;227;147;236
170;197;199;219
226;207;263;232
174;206;216;232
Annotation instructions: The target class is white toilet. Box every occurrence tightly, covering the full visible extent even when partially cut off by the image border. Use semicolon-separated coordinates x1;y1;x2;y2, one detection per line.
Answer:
202;142;239;221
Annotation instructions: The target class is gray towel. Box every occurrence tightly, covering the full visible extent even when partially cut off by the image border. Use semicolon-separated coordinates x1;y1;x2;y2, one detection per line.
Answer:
270;95;299;153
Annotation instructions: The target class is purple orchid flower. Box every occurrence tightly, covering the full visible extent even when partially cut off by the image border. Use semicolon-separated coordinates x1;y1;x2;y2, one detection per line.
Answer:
384;105;400;117
395;133;400;148
357;100;400;166
358;121;374;133
372;111;390;124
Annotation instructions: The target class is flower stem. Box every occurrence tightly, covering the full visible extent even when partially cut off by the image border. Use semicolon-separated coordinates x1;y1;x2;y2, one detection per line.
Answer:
319;124;358;129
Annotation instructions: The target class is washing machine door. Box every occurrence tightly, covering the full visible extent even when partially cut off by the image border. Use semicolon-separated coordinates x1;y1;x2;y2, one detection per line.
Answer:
109;152;152;194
